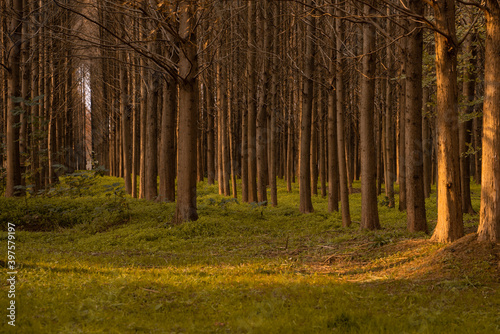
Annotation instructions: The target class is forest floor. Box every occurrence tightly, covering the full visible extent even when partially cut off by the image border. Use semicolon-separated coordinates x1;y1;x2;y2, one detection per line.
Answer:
1;173;499;333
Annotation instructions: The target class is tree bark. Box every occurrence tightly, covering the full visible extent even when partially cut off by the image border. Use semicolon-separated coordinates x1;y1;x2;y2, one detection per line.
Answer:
430;0;463;243
405;0;428;233
175;1;199;224
299;0;315;214
5;0;23;197
159;74;177;202
247;1;258;203
478;1;500;242
459;18;476;215
359;1;380;230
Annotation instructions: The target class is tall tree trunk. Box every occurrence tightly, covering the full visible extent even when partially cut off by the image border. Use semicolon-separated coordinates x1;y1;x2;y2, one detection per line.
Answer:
478;1;500;242
120;54;132;195
299;0;315;213
269;0;278;207
175;1;199;223
405;0;428;233
247;1;258;203
256;0;269;204
385;13;395;207
207;74;215;186
359;1;380;230
422;87;432;198
398;36;407;211
5;0;23;197
460;19;476;215
336;3;351;226
159;73;177;202
430;0;463;243
145;68;159;200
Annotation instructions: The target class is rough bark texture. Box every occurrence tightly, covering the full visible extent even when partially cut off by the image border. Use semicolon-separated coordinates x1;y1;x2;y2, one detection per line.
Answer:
405;0;428;233
431;0;463;243
478;2;500;242
175;1;199;224
359;2;380;230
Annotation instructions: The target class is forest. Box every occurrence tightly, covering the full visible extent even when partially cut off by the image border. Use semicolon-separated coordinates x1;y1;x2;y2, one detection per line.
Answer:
1;0;500;332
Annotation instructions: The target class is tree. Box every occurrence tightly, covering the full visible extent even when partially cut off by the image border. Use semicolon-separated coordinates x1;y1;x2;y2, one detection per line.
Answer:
459;14;477;215
359;1;380;230
478;0;500;242
175;1;199;224
247;1;258;203
335;1;351;227
430;0;463;243
299;0;315;214
5;0;23;197
405;0;427;233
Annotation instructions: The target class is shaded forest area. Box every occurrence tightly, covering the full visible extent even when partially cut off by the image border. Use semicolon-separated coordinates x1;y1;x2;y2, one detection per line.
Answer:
1;0;500;239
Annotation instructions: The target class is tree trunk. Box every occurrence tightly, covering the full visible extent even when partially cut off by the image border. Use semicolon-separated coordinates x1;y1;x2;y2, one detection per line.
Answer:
335;5;351;227
398;35;407;211
299;0;315;214
5;0;23;197
359;1;380;230
405;0;428;233
247;1;258;203
430;0;463;243
385;16;395;207
145;67;159;200
120;56;132;195
459;19;476;215
422;87;432;198
159;73;177;202
175;1;199;224
256;0;269;204
478;1;500;242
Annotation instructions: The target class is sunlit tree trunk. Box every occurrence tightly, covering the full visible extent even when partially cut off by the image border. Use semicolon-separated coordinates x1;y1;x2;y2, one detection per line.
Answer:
478;1;500;242
430;0;463;243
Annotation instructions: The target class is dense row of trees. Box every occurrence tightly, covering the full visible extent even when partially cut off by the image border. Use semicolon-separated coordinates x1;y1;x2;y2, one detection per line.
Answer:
1;0;499;242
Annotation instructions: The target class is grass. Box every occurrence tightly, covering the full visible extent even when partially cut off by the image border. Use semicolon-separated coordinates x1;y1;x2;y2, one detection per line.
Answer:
1;173;499;333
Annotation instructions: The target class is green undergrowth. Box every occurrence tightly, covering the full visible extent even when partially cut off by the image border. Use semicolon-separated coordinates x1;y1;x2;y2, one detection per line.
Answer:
1;174;498;333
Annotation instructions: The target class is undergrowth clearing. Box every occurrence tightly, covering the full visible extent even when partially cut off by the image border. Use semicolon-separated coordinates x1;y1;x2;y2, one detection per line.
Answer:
1;174;499;333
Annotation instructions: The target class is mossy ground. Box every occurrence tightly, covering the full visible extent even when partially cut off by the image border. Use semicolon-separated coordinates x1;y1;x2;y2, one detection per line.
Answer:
1;174;499;333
